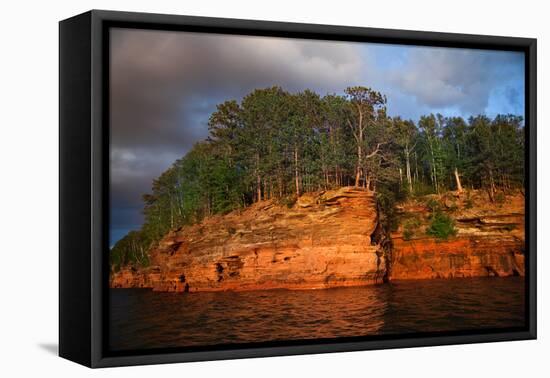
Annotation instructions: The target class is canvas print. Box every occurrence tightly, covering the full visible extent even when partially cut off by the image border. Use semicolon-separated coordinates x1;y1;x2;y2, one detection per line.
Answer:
108;28;526;352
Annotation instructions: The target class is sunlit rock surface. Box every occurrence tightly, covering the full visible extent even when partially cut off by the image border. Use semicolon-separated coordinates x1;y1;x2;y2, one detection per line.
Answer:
391;191;525;280
111;187;385;292
111;189;525;292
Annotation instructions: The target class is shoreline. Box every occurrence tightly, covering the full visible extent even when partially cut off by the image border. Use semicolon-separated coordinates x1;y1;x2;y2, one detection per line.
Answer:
111;188;525;293
110;274;524;294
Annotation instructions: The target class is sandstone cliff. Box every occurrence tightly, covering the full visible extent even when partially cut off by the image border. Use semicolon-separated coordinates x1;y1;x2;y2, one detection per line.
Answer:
391;191;525;280
111;187;385;292
111;188;525;292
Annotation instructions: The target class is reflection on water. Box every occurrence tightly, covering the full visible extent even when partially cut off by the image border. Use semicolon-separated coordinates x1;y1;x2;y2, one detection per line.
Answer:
109;277;525;351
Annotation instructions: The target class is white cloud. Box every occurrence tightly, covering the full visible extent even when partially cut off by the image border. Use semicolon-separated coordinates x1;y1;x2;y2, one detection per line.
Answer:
382;46;524;115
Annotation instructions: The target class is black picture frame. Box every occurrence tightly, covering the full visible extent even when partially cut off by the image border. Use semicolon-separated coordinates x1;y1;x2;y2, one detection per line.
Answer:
59;9;537;368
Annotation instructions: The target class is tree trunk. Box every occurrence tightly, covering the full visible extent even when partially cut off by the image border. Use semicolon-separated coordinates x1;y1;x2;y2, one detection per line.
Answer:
294;145;300;197
256;153;262;202
489;169;496;195
414;151;419;184
454;167;463;193
427;138;439;193
487;187;495;202
434;165;439;193
355;142;362;187
354;111;364;187
431;156;438;194
405;146;413;193
170;197;174;228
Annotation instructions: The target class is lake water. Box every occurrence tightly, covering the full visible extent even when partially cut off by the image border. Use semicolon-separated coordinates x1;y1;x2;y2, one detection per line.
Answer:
109;277;525;352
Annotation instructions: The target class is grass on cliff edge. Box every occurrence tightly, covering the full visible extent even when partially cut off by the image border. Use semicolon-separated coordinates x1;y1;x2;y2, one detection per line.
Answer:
426;210;457;240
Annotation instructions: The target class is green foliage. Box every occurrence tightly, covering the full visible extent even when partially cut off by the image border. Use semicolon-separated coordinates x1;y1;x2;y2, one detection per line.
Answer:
410;113;524;196
110;84;525;271
426;211;457;240
425;198;440;212
402;228;414;241
277;195;297;209
463;115;524;190
412;182;435;197
110;231;150;271
418;114;446;194
376;186;403;233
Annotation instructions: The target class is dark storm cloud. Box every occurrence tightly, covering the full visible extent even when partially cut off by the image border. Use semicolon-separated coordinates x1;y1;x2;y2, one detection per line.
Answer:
109;28;363;244
110;29;362;150
110;29;525;245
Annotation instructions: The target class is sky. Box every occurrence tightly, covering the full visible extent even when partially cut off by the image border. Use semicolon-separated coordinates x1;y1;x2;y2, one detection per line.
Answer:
110;28;525;246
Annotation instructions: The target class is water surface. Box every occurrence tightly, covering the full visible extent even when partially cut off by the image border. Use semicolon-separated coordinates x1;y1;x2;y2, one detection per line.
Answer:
109;277;525;351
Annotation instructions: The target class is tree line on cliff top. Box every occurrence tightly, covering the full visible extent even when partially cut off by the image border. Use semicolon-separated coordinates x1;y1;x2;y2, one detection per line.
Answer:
110;86;525;270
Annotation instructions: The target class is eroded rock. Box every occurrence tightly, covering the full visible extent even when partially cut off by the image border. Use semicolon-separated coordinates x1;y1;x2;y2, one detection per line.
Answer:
111;187;385;292
111;189;526;292
391;191;525;280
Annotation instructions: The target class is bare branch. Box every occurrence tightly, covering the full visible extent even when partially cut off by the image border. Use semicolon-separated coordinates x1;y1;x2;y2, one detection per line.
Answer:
365;142;387;159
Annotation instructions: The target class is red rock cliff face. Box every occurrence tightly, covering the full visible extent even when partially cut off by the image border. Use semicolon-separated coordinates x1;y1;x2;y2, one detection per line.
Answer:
111;189;525;292
391;191;525;280
111;187;385;292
